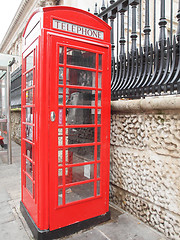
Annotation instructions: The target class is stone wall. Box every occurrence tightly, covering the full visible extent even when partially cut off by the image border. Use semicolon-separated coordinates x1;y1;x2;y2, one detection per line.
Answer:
110;96;180;240
11;110;21;145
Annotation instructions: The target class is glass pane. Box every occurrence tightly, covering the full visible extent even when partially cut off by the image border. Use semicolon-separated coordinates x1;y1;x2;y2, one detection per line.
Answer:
98;73;102;88
65;146;94;165
58;168;63;185
97;145;101;160
66;108;95;125
26;142;32;159
58;136;63;146
98;109;101;124
59;67;63;84
59;47;64;64
97;163;100;178
26;52;33;71
98;91;101;106
66;127;95;145
26;175;33;195
58;109;63;125
67;68;95;87
58;128;63;135
58;189;63;205
97;127;101;142
67;48;96;68
65;182;94;204
26;89;33;105
26;70;33;88
66;89;95;106
58;149;63;166
26;125;33;142
58;88;63;105
26;159;33;177
65;164;94;184
99;54;102;70
26;107;33;123
97;181;100;196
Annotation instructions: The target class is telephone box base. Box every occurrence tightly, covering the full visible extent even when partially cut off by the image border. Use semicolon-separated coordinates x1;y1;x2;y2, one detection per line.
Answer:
20;201;111;240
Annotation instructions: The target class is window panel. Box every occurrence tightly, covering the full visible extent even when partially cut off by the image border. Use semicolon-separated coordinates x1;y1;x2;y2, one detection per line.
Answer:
65;146;94;164
66;89;95;106
26;52;33;71
59;47;64;64
67;48;96;68
67;68;96;87
65;182;94;204
26;175;33;195
65;164;94;184
66;127;95;145
66;108;95;125
26;70;33;88
26;89;33;105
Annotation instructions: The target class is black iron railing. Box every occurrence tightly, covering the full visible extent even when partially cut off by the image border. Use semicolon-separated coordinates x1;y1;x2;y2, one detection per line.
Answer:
11;66;21;108
95;0;180;100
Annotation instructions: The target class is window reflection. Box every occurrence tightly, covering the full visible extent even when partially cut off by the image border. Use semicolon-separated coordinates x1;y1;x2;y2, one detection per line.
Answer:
66;89;95;106
26;52;33;71
67;48;96;68
66;127;95;145
67;68;95;87
59;47;64;64
66;108;94;125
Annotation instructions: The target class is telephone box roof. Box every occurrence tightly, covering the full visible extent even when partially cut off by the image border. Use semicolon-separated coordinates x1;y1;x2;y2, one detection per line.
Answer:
23;6;111;43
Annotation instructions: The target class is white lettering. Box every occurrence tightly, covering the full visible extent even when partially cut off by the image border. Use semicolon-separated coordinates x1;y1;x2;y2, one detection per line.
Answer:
53;19;104;40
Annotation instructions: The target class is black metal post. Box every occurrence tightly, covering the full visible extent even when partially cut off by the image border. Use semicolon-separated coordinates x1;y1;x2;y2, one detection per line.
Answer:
130;1;138;52
159;0;167;46
154;0;156;46
119;8;126;56
177;0;180;42
144;0;151;49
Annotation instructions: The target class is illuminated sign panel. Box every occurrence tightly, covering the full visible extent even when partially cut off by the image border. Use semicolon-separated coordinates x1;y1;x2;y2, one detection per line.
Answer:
53;19;104;40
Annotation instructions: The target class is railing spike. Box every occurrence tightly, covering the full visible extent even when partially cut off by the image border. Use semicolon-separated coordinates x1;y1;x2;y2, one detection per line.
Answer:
101;0;106;11
110;0;115;4
94;3;98;16
159;0;167;46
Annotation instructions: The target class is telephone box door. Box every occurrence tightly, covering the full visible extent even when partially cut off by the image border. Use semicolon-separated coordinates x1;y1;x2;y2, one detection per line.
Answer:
48;34;110;231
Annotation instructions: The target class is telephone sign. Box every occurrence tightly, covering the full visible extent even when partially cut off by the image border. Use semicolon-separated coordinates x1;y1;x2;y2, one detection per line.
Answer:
21;6;111;240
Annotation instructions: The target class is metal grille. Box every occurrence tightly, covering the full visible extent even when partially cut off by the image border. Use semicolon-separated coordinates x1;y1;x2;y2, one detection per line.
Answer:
96;0;180;100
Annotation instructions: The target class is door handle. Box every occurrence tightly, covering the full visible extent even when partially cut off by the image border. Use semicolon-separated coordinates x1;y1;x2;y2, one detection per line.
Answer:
50;111;56;122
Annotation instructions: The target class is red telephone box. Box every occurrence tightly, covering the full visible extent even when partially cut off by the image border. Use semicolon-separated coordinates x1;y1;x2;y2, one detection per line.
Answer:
21;6;111;239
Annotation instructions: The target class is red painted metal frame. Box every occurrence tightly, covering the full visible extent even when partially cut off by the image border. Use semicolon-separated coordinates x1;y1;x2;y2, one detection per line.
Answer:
21;6;111;232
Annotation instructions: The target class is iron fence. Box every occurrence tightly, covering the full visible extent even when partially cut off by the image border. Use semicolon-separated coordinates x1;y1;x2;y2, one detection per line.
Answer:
95;0;180;100
11;66;21;108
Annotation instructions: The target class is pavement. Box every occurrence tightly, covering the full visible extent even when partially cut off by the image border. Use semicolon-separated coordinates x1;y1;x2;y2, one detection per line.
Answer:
0;141;169;240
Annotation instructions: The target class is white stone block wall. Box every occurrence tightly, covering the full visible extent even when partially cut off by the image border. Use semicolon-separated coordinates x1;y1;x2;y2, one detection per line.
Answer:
110;96;180;240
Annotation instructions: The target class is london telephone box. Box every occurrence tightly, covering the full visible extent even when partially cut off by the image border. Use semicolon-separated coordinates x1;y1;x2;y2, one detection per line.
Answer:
21;6;111;239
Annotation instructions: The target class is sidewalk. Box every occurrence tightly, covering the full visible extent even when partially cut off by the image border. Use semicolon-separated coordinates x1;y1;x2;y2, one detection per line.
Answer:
0;141;168;240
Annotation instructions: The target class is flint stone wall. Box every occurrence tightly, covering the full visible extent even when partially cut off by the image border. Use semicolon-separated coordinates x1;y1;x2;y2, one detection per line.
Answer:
110;96;180;240
11;109;21;145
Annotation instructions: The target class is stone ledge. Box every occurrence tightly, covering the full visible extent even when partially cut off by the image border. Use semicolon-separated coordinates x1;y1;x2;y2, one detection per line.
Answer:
111;95;180;113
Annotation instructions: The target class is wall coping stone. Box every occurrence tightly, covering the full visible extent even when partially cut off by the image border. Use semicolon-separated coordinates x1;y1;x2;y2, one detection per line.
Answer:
111;95;180;113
